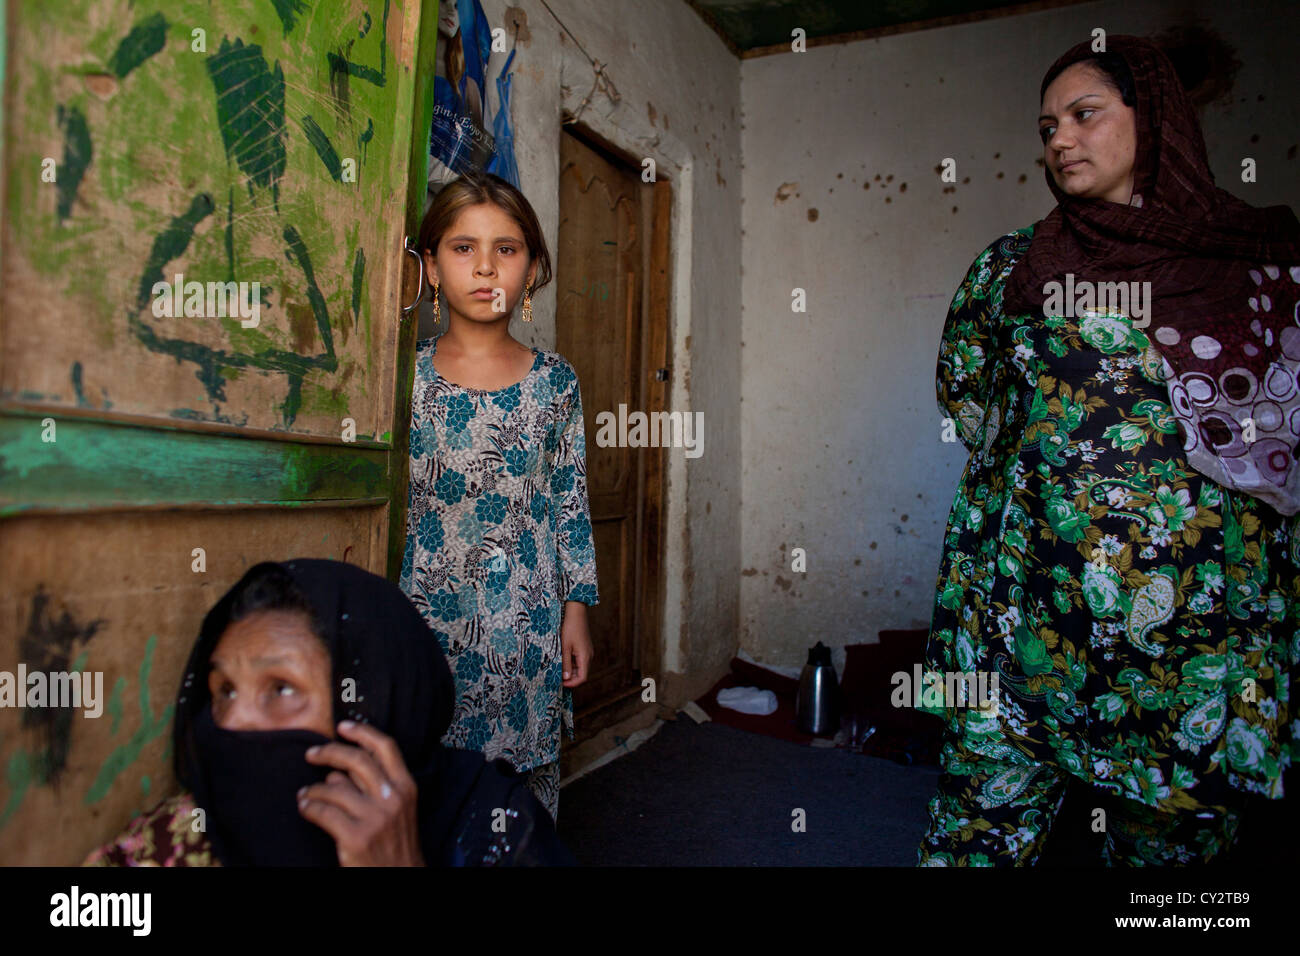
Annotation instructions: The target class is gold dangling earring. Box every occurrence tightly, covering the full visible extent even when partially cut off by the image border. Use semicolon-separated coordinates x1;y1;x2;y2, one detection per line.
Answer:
431;279;440;324
522;284;533;323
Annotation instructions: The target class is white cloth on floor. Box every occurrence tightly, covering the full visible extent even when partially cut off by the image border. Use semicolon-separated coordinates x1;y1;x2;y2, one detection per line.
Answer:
716;686;778;716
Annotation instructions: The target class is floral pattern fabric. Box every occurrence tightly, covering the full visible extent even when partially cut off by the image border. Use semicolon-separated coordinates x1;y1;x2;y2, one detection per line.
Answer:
925;226;1298;815
83;792;216;867
400;336;599;773
917;762;1245;866
84;785;566;867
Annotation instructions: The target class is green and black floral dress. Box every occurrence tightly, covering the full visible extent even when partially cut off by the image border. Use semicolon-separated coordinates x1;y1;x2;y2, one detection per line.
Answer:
925;226;1298;817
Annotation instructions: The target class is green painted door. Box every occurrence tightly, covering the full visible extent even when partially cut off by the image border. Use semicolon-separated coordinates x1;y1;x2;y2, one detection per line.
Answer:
0;0;437;863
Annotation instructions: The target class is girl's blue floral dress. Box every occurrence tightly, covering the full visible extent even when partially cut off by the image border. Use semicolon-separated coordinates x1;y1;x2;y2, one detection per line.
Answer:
400;335;599;773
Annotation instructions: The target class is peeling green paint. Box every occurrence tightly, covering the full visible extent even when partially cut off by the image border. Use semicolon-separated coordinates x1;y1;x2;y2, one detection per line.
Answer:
358;117;374;163
224;187;236;282
70;362;89;408
54;104;91;221
352;246;366;323
133;192;216;310
301;115;343;181
300;382;350;418
0;648;128;828
271;0;309;35
284;226;336;358
327;0;390;88
0;751;32;830
106;676;125;735
8;0;408;436
207;38;286;204
0;412;390;514
84;635;173;805
127;203;344;428
107;11;167;78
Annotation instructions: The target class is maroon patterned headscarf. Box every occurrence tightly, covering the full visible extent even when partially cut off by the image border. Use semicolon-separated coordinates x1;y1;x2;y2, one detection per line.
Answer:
1004;35;1300;514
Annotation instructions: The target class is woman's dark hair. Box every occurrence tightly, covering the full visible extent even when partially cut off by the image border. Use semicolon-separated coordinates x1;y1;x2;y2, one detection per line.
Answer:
417;170;553;295
223;562;325;646
1042;51;1137;107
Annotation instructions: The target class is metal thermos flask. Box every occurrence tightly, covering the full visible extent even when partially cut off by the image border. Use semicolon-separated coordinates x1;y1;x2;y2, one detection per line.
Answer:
796;642;840;736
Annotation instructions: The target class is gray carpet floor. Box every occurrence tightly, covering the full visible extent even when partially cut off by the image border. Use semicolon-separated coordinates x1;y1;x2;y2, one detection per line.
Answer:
556;718;941;866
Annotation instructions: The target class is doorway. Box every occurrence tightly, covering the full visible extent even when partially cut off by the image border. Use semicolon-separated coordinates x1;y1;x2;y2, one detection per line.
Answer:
555;125;672;740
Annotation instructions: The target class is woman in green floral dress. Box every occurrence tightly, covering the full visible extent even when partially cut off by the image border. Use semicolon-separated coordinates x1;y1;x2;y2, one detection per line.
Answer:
918;36;1300;865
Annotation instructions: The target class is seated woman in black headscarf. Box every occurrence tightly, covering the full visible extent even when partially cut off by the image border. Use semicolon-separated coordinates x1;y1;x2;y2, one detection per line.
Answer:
84;558;572;866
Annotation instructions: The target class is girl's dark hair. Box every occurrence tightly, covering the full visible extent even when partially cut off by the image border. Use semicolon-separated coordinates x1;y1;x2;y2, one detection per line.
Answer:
1042;52;1137;108
224;562;325;646
417;171;553;295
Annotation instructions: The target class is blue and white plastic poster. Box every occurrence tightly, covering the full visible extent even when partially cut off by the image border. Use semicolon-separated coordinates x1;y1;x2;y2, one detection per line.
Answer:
429;0;520;187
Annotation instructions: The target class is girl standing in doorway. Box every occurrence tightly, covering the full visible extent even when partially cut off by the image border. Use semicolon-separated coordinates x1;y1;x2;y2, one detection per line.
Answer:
401;172;598;821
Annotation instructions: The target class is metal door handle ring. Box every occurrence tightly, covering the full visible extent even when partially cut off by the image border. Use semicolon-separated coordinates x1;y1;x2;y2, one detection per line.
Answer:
401;236;426;314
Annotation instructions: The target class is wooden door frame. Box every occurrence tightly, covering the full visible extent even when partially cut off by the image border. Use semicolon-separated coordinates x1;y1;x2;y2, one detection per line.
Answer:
385;0;440;581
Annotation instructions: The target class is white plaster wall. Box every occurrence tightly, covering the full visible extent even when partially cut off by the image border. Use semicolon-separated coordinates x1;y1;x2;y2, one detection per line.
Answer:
739;0;1300;671
435;0;744;695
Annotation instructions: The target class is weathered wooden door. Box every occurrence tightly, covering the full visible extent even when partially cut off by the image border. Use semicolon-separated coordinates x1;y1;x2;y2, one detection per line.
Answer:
0;0;437;864
556;127;670;734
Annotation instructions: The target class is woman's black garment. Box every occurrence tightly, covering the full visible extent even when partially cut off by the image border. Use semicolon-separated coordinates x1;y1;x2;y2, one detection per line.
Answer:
187;707;338;866
173;557;572;866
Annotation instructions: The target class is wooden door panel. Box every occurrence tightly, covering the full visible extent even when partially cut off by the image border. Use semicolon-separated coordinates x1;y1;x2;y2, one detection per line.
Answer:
557;168;638;497
556;130;651;717
0;506;385;864
582;517;633;701
0;0;440;864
